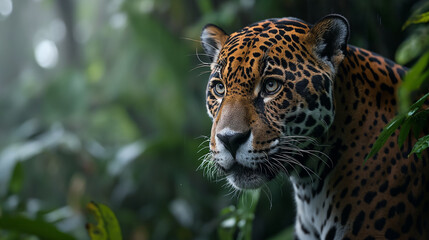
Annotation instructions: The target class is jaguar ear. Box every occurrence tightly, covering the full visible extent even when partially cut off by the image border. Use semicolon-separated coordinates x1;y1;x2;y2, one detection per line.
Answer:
201;24;229;66
307;14;350;70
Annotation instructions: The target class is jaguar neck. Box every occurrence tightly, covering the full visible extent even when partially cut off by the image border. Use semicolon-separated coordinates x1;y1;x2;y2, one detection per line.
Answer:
288;45;406;186
327;45;404;166
287;135;334;185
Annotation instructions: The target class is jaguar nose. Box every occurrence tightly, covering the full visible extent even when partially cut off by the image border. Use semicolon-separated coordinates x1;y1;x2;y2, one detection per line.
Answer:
217;130;251;158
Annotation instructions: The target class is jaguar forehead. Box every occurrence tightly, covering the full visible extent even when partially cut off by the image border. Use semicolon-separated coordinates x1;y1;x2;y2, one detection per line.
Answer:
216;54;264;96
220;56;274;97
216;19;312;90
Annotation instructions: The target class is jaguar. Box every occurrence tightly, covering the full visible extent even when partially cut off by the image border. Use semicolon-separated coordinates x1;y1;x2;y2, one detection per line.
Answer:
200;14;428;239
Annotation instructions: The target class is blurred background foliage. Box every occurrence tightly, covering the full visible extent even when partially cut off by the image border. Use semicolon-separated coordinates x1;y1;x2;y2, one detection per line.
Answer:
0;0;426;239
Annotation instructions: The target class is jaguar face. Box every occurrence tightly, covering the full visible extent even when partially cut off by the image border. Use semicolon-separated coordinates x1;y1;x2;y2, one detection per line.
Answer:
201;16;349;189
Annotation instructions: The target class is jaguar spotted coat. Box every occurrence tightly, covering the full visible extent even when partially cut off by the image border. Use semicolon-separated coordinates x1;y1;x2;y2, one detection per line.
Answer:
200;14;428;239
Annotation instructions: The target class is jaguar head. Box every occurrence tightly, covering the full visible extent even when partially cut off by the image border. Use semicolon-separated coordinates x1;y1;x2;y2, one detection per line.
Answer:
200;15;349;189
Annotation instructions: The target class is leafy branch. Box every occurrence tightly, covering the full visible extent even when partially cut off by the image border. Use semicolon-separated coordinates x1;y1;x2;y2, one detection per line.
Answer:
365;9;429;163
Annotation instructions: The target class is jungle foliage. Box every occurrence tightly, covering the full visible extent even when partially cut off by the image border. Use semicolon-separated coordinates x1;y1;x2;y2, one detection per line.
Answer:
0;0;427;239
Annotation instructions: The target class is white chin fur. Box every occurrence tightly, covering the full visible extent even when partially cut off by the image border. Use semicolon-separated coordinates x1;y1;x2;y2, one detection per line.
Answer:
227;174;265;190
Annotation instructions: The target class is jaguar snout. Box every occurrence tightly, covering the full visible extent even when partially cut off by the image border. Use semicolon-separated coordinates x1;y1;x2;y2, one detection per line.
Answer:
211;128;279;189
216;130;251;159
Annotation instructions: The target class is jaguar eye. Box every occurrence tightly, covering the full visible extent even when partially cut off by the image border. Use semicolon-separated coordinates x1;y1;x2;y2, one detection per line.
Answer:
264;78;281;95
213;81;225;97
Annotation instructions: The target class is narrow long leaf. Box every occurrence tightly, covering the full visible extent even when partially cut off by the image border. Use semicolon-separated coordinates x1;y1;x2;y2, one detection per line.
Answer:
403;11;429;29
398;118;412;148
411;110;429;138
0;215;76;240
409;135;429;158
364;114;406;163
8;162;24;194
408;92;429;114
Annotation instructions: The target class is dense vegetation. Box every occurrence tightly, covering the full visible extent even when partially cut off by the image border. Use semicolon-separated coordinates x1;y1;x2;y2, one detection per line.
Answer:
0;0;427;239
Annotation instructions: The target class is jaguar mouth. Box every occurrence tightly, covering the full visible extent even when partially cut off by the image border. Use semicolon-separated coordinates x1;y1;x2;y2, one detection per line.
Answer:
217;161;278;189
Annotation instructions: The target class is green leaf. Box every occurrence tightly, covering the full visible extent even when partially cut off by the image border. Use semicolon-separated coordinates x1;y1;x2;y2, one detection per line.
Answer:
409;135;429;158
410;110;429;138
8;162;24;194
365;93;428;163
237;190;260;214
404;95;429;140
364;114;406;163
218;222;236;240
403;11;429;30
0;215;76;240
408;92;429;114
220;206;236;216
398;118;412;148
86;202;123;240
399;53;429;113
217;190;261;240
395;30;429;65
